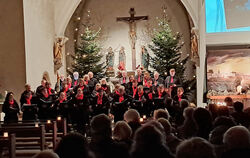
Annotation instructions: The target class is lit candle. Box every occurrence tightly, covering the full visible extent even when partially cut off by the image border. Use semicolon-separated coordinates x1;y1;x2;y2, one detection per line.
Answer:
57;116;62;121
47;120;51;124
35;122;39;127
3;132;8;137
143;115;146;119
140;118;144;123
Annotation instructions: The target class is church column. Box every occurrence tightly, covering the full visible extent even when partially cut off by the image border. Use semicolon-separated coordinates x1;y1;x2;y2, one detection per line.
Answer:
196;0;207;107
0;0;26;100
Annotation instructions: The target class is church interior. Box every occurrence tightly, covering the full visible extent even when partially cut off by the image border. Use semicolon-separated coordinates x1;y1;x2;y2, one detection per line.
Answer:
1;0;250;158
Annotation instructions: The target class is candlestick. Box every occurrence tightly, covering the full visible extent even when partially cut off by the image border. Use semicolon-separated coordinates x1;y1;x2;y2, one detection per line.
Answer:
3;132;8;137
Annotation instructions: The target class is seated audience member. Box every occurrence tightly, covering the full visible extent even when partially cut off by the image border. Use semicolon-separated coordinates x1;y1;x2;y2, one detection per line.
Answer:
113;121;133;149
36;79;47;97
177;107;197;139
153;109;170;120
158;118;182;154
173;87;187;104
224;96;234;107
89;114;129;158
217;105;230;117
222;126;250;158
2;92;20;123
124;109;141;137
193;107;213;140
208;103;218;121
55;132;91;158
175;99;190;126
176;137;216;158
130;124;174;158
32;150;59;158
231;101;249;127
213;116;236;129
100;78;111;95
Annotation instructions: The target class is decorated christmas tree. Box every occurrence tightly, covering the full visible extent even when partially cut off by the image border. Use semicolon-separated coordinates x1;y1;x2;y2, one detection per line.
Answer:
149;9;196;96
71;26;105;79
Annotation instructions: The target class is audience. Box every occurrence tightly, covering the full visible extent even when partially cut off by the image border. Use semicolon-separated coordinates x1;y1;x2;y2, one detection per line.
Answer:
33;150;59;158
130;125;174;158
222;126;250;158
176;137;216;158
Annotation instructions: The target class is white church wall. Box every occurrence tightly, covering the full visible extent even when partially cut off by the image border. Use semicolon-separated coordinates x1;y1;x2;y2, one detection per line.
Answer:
66;0;192;77
23;0;56;90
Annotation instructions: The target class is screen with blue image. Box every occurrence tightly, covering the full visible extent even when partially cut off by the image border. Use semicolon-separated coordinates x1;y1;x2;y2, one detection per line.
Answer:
206;0;250;33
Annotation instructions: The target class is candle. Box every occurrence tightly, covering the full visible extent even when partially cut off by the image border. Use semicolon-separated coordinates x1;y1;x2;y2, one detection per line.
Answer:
140;118;144;123
143;115;146;119
3;132;8;137
47;120;51;124
35;122;39;127
57;116;62;121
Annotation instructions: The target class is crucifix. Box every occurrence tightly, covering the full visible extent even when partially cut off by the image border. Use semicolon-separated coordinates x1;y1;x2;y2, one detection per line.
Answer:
117;8;148;70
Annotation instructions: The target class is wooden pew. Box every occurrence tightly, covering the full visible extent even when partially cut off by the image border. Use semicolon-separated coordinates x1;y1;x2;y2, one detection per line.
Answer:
0;134;16;158
0;125;46;151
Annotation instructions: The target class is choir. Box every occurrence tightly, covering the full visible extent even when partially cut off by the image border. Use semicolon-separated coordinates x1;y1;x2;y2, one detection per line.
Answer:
2;69;187;130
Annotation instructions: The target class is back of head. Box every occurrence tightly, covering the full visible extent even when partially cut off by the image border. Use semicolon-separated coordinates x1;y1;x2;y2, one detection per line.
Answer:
124;109;140;123
91;114;112;138
180;99;189;110
213;116;236;128
153;109;170;120
193;107;212;128
158;118;172;135
33;150;59;158
131;125;172;158
223;126;250;150
217;106;230;117
233;101;244;112
183;107;195;119
54;133;88;158
176;137;216;158
113;121;132;141
133;125;164;147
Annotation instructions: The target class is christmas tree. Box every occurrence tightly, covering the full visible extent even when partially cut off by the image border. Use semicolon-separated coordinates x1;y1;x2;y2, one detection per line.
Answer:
149;10;196;96
71;26;105;79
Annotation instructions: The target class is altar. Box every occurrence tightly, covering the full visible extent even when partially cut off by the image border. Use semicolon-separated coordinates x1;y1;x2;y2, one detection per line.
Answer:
207;95;250;109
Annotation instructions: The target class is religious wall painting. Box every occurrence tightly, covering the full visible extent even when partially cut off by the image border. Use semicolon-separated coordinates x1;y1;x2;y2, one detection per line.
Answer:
207;48;250;96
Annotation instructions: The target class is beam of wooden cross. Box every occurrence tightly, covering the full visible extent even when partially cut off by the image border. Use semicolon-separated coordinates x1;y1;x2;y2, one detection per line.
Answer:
117;8;148;70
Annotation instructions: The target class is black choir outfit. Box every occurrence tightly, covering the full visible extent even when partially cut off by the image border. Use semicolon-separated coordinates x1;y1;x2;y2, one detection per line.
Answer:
91;91;110;116
2;99;20;123
111;92;129;122
37;94;53;120
119;77;129;88
153;90;169;110
135;74;143;86
101;84;111;96
20;90;37;120
165;75;181;97
132;91;146;115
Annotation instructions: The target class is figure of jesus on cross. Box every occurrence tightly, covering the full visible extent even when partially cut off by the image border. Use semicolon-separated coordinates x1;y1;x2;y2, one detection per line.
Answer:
117;8;148;70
